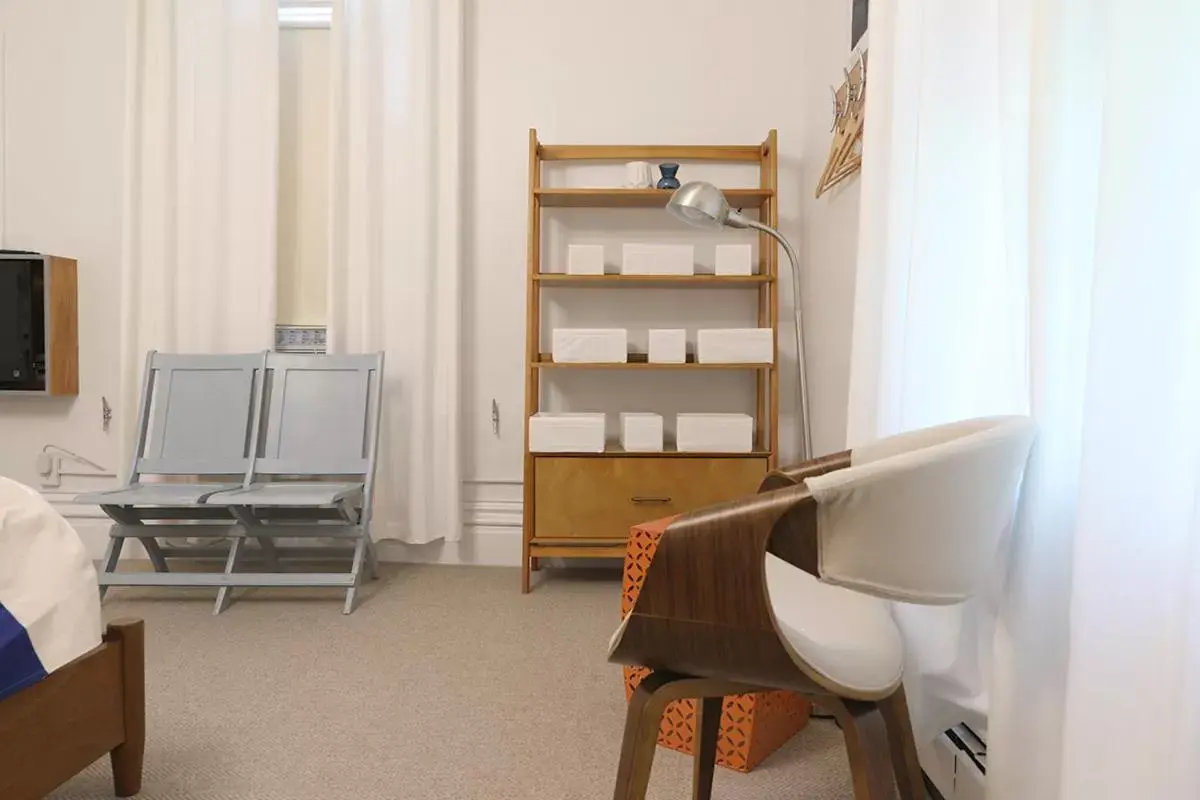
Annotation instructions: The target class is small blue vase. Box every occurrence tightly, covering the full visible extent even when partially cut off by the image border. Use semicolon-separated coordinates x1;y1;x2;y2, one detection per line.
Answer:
656;163;681;190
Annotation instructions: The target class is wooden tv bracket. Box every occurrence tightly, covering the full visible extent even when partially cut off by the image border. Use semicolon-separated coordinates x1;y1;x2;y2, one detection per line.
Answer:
0;253;79;396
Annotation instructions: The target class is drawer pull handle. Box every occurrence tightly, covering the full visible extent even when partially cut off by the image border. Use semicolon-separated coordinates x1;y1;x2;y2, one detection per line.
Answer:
631;496;672;504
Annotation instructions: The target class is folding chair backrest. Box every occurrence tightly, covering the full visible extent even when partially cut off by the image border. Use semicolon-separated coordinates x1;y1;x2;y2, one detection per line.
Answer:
256;353;384;480
130;352;267;479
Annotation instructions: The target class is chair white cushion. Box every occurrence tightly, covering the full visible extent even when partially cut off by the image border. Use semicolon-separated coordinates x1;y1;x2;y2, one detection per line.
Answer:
764;553;904;696
608;554;905;697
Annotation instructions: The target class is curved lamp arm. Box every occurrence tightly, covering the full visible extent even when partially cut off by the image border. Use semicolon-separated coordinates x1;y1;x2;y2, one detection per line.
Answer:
741;217;813;460
669;183;813;460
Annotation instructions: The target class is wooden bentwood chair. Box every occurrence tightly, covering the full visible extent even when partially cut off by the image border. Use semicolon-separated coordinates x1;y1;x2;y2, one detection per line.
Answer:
607;416;1037;799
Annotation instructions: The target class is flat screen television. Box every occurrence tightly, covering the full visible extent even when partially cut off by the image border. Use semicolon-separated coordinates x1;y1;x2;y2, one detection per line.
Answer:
0;253;48;391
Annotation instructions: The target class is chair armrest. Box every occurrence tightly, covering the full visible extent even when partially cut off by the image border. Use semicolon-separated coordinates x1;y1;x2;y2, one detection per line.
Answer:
758;450;852;492
609;484;822;688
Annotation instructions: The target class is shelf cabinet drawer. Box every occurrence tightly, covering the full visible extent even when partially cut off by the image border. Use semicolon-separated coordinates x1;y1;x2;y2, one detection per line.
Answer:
534;456;768;541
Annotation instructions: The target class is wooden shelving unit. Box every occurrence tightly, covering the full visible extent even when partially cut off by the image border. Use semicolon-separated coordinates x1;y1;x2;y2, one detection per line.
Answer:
522;130;780;592
534;187;773;208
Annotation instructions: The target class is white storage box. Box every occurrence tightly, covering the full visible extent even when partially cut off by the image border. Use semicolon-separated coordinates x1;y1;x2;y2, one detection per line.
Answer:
676;413;754;453
529;413;606;453
648;329;687;363
551;328;627;363
621;243;694;276
620;413;664;452
567;244;605;275
715;243;754;276
697;328;774;364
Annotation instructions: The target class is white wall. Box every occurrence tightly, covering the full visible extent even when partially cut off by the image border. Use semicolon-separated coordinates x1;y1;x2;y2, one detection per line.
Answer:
464;0;861;482
797;0;863;459
0;0;864;564
0;1;127;524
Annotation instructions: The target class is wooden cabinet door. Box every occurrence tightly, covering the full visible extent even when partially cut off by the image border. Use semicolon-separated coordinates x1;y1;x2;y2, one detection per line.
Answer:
533;456;768;542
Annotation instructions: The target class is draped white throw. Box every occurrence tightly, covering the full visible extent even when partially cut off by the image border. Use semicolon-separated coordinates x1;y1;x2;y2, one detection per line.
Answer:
851;2;1200;799
327;0;463;543
118;0;278;454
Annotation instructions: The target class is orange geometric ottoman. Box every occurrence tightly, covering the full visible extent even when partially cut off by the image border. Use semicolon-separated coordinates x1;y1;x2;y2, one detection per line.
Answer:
621;515;812;772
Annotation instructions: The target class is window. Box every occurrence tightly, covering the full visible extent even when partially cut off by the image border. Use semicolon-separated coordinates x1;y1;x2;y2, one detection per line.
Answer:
275;1;331;351
278;1;332;29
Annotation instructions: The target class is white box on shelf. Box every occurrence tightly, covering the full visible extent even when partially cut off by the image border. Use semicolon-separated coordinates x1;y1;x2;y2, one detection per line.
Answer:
620;413;664;452
714;243;754;276
676;413;755;454
529;413;607;453
551;329;627;363
697;328;774;364
566;244;605;275
648;328;687;363
621;243;694;276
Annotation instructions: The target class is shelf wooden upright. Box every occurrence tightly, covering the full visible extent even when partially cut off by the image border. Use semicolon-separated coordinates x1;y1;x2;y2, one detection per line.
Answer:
522;130;780;592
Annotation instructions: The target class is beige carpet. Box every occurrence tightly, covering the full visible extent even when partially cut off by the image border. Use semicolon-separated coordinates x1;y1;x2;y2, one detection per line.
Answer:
51;565;861;800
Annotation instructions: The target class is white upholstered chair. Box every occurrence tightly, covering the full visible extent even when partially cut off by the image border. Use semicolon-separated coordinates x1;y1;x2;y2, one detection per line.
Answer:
607;416;1037;800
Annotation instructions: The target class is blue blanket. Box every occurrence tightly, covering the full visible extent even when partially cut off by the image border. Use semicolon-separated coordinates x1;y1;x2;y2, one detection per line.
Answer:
0;601;48;702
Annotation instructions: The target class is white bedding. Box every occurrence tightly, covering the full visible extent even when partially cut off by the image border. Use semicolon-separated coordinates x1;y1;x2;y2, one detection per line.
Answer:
0;477;101;702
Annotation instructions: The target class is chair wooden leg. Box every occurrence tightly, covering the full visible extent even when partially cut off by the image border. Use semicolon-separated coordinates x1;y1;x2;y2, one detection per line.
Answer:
692;696;722;800
521;555;532;594
530;556;541;572
613;672;679;800
829;697;898;800
878;685;926;800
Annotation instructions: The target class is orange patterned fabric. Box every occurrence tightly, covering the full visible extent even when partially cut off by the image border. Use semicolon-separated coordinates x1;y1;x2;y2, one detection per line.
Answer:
620;518;812;773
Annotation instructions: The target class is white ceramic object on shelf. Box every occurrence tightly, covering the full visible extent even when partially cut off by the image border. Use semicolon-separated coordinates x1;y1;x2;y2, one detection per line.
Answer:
676;413;754;453
620;413;664;452
648;329;687;363
620;243;694;276
624;162;654;189
714;243;754;276
528;413;607;453
551;329;627;363
697;328;774;363
566;244;605;275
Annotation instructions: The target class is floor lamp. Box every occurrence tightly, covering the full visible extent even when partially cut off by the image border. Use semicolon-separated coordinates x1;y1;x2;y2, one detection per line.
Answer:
667;181;813;460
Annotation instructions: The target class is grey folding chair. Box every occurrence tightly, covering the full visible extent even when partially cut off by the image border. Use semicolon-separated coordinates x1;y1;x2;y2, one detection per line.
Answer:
75;351;268;599
205;352;385;614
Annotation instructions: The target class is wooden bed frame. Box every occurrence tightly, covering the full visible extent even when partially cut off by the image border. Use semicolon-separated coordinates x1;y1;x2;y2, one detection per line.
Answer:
0;619;145;800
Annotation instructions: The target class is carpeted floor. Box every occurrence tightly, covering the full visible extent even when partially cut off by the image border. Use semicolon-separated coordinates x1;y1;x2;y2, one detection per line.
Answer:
51;565;861;800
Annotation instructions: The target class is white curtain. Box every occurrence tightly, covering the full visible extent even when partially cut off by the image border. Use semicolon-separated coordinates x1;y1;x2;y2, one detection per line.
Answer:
118;0;278;450
327;0;463;544
851;2;1200;799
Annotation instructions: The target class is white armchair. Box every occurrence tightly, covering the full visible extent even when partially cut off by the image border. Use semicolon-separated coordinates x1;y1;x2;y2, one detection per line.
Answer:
607;416;1037;799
